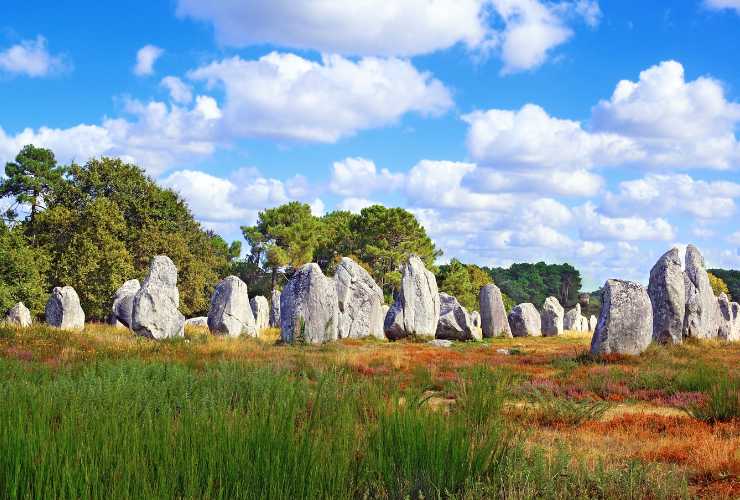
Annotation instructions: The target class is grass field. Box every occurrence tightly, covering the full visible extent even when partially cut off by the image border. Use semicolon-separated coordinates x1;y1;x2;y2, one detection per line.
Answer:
0;324;738;499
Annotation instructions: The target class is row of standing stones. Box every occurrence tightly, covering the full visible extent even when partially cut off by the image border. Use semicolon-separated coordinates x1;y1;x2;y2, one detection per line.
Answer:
4;245;740;355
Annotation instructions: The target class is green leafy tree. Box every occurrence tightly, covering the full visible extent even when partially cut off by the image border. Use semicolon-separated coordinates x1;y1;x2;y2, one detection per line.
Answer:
436;259;490;311
0;222;48;316
708;272;731;297
315;210;357;271
708;269;740;302
485;262;583;308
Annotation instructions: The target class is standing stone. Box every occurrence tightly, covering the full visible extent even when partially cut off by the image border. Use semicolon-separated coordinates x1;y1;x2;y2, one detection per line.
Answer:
384;256;440;340
541;296;564;337
132;256;185;339
436;293;480;341
250;295;270;331
508;303;541;337
564;304;583;331
281;263;339;344
479;284;512;338
208;276;257;338
580;315;590;332
45;286;85;330
590;280;653;356
334;257;385;339
589;315;597;332
269;289;281;328
110;279;140;328
683;245;720;339
717;294;740;341
648;248;685;344
471;311;481;328
185;316;209;328
6;302;31;327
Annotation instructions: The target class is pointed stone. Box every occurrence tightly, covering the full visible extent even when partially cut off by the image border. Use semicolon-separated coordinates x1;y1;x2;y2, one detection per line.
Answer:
132;256;184;339
334;257;385;339
208;275;256;337
683;245;720;339
648;248;685;344
384;256;440;340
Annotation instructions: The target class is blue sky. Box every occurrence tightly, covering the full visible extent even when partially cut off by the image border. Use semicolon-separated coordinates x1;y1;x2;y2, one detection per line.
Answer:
1;0;739;290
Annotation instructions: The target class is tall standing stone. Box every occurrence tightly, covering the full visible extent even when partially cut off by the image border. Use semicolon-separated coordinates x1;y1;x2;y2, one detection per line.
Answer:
648;248;685;344
208;276;257;338
269;289;281;328
281;263;339;344
479;284;512;338
45;286;85;330
250;295;270;331
384;256;440;340
6;302;31;327
436;293;480;341
683;245;720;339
564;304;583;331
334;257;385;339
110;279;140;328
508;303;541;337
590;280;653;356
541;296;564;337
132;256;185;339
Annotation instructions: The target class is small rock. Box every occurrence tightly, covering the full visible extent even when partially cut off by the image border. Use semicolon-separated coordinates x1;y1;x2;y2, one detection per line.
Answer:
185;316;209;328
6;302;31;327
428;339;453;347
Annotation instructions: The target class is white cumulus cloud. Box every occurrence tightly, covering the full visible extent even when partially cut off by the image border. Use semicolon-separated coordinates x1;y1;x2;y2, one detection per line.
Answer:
704;0;740;13
329;157;404;197
161;76;193;104
0;36;67;77
134;45;164;76
575;202;675;241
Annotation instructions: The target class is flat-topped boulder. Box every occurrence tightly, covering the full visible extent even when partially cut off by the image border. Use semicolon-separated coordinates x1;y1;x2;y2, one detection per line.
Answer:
648;248;685;344
6;302;31;327
208;275;257;337
508;303;541;337
479;284;512;338
436;293;480;341
250;295;270;331
132;256;185;339
46;286;85;330
590;279;652;356
281;263;339;344
110;279;140;328
541;296;563;337
384;256;440;340
683;245;720;339
269;289;281;327
334;257;385;339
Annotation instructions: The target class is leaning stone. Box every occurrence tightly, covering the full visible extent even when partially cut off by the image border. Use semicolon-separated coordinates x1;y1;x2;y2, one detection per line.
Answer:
564;304;583;331
132;256;185;339
6;302;31;327
508;303;541;337
269;289;281;327
109;279;140;329
250;295;270;331
648;248;685;344
541;296;564;337
436;293;480;341
683;245;720;339
185;316;209;328
281;263;339;344
479;284;512;338
45;286;85;330
590;279;652;356
208;276;257;338
334;257;385;339
384;256;440;340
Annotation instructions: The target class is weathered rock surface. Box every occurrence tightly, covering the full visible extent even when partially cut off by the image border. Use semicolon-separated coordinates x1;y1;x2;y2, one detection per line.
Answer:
45;286;85;330
564;304;584;331
208;276;256;338
479;284;512;338
508;303;541;337
683;245;720;339
648;248;685;344
436;293;480;341
541;296;564;337
384;256;440;340
185;316;209;328
334;257;385;339
471;311;481;328
250;295;270;331
590;280;653;356
281;263;339;344
717;294;740;341
580;315;590;332
110;279;140;328
589;315;597;332
269;289;281;327
132;256;185;339
6;302;31;327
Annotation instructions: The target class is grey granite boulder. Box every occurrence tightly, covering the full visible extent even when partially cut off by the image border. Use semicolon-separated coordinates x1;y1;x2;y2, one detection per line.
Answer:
580;315;590;332
281;263;339;344
479;284;512;338
564;304;584;331
185;316;209;328
250;295;270;331
590;279;653;356
541;296;564;337
717;294;740;341
589;315;597;332
110;279;140;328
132;256;185;339
334;257;385;339
6;302;31;327
683;245;720;339
508;303;541;337
384;256;440;340
45;286;85;330
269;289;281;327
436;293;481;341
208;276;257;338
648;248;685;344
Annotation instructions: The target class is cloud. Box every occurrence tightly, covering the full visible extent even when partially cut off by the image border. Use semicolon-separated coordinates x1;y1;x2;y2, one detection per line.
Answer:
729;231;740;245
575;202;675;241
329;157;404;197
464;60;740;170
160;170;248;221
189;52;452;142
0;36;67;77
470;167;604;196
337;197;379;214
161;76;193;104
134;45;164;76
704;0;740;13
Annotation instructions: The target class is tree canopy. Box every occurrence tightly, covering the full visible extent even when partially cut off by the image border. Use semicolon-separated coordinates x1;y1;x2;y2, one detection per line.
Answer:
436;259;491;311
484;262;583;309
708;270;733;299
